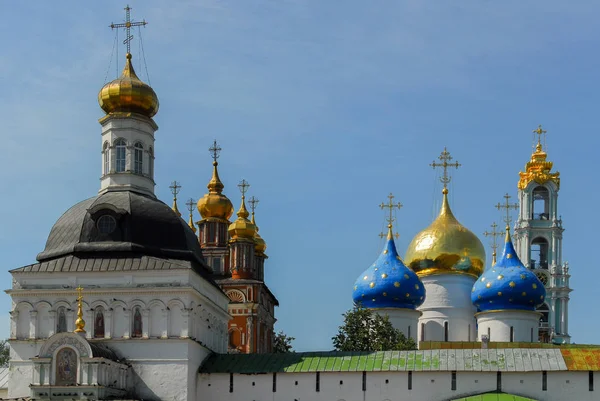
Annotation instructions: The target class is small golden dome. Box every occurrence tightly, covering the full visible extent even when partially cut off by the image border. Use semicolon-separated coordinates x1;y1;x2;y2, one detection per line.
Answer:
251;213;267;254
197;161;234;221
228;196;257;240
404;189;486;278
98;53;159;118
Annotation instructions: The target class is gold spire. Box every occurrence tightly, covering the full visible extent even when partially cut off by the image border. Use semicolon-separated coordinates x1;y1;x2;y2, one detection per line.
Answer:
518;125;560;190
197;141;234;221
505;224;512;243
186;198;197;233
249;196;267;254
228;180;257;239
74;286;86;334
378;193;401;240
483;222;503;265
170;181;182;217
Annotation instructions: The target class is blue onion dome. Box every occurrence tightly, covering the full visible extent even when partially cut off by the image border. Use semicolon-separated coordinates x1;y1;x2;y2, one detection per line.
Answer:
353;225;425;309
471;227;546;312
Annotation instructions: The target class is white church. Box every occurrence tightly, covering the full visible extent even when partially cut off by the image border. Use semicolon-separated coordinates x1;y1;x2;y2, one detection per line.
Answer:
5;6;598;401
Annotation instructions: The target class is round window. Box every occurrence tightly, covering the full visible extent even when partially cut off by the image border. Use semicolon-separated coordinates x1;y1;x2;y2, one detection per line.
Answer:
97;215;117;234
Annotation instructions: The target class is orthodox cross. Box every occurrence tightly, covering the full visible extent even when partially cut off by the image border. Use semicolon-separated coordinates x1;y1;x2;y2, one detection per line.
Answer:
249;196;259;222
169;181;181;199
238;179;250;197
76;286;84;303
209;140;222;163
185;198;195;215
483;221;503;264
495;193;519;228
110;5;147;55
430;147;461;191
533;124;547;147
379;193;402;239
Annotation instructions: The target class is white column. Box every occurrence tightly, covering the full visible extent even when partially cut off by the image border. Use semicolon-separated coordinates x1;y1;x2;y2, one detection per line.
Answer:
123;309;131;339
104;310;112;339
181;309;190;338
67;310;75;332
561;297;567;335
29;311;37;339
161;309;168;338
48;311;56;337
9;311;18;339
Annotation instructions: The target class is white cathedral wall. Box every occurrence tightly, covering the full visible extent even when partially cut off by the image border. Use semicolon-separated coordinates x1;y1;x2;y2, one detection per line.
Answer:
476;310;541;342
373;308;421;341
418;275;477;342
199;370;597;401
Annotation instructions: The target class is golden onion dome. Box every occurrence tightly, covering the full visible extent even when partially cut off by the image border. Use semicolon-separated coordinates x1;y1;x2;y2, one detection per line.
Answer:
404;189;486;278
228;196;257;240
251;213;267;254
197;161;235;221
98;53;159;118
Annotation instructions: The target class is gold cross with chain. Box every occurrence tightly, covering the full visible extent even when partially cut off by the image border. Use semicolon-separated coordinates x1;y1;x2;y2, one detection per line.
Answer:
483;221;503;265
495;193;519;228
169;181;181;199
185;198;196;215
110;5;147;55
209;140;222;163
379;193;402;239
533;124;547;146
430;147;461;192
238;179;250;197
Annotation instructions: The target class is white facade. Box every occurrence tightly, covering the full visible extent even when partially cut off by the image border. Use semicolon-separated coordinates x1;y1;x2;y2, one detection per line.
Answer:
99;113;158;197
7;269;230;401
475;310;541;342
417;275;477;342
374;308;421;342
199;370;597;401
514;178;571;343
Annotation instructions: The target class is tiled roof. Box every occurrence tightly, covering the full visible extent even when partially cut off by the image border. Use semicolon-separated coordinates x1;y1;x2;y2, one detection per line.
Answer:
199;348;573;374
450;393;538;401
561;348;600;371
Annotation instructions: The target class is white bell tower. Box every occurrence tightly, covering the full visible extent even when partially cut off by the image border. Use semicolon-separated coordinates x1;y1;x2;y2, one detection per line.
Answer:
513;125;571;344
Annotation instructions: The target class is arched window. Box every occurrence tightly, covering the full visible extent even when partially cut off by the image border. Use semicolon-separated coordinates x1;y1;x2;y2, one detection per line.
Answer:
57;307;67;333
420;323;425;341
103;142;110;175
132;307;143;338
55;347;77;386
444;322;449;342
134;142;143;174
94;307;105;338
148;147;154;178
510;326;514;342
532;186;550;220
530;237;549;269
114;139;126;172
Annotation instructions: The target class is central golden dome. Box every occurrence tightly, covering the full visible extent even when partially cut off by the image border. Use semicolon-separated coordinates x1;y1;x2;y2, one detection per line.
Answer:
98;53;159;118
405;189;485;278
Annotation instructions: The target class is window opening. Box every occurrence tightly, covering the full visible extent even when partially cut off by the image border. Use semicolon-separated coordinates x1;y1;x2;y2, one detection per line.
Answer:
451;371;457;391
408;371;413;390
444;322;449;342
590;371;594;392
94;307;105;338
530;237;549;269
57;307;67;333
542;371;547;391
115;139;126;172
510;326;514;342
132;307;143;338
103;142;109;175
420;323;425;342
532;186;550;220
134;142;143;174
497;372;502;391
148;147;154;178
97;215;117;235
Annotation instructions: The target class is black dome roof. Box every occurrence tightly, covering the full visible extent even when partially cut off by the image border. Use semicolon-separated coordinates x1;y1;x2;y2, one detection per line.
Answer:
38;191;207;268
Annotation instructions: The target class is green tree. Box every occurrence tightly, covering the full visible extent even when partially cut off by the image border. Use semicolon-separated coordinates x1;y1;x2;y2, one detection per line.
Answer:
273;330;295;353
0;340;9;367
332;305;417;351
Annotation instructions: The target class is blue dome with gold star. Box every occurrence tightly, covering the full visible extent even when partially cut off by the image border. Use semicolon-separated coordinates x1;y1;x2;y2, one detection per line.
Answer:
471;228;545;312
353;226;425;309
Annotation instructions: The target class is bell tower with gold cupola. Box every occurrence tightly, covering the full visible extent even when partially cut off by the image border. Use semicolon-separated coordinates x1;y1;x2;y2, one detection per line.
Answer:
197;141;234;274
513;125;571;344
98;7;158;197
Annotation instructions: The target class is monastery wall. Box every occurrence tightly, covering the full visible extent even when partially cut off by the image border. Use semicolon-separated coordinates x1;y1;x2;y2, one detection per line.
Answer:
199;370;596;401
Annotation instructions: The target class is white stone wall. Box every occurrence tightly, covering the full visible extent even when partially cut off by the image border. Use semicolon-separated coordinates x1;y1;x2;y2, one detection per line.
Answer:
199;370;597;401
476;310;541;342
373;308;420;341
8;269;230;400
418;275;477;342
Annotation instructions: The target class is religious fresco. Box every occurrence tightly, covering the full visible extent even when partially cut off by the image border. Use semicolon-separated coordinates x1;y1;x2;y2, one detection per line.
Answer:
55;347;77;386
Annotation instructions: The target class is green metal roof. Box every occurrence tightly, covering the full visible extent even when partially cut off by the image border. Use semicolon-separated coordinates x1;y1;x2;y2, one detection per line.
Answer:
200;348;571;374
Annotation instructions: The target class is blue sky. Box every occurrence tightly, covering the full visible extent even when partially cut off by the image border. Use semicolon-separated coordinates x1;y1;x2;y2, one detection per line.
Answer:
0;1;598;350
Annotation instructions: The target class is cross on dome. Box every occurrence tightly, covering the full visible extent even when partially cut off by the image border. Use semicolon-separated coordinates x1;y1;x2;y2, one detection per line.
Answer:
209;140;222;163
238;179;250;197
430;147;461;193
533;124;547;148
379;193;401;240
483;221;503;265
110;5;147;55
495;193;518;228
